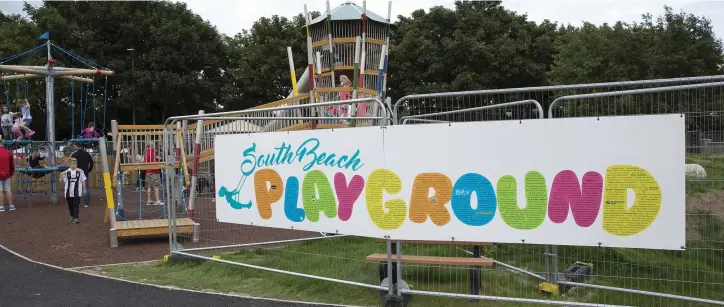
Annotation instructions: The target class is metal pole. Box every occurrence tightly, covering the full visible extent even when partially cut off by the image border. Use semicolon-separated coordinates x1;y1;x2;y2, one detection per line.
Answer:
395;240;402;296
45;40;57;204
188;110;204;217
174;122;182;211
386;239;393;296
131;50;135;125
552;245;559;282
165;124;177;252
544;245;550;281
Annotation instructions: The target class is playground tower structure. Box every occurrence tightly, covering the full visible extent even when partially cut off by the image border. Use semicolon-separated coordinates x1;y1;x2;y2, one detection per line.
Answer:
261;0;391;132
305;0;391;103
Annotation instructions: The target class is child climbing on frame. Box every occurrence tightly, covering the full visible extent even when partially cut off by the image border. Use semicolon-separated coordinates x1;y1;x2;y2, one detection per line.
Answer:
2;105;33;140
27;150;46;179
80;122;102;139
326;75;351;119
11;113;35;140
119;147;131;185
17;99;32;130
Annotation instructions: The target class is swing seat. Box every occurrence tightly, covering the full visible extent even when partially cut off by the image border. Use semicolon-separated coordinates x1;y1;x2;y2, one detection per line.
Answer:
18;165;69;178
3;140;33;150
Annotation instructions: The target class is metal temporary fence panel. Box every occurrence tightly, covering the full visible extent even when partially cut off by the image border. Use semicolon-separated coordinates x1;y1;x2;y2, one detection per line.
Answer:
162;98;393;292
158;78;724;306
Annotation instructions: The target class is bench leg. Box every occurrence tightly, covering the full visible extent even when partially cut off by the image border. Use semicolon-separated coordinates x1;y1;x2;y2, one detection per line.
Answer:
470;246;481;302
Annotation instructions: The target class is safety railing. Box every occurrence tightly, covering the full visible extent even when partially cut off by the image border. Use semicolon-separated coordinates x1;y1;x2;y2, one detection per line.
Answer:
393;75;724;123
399;99;545;124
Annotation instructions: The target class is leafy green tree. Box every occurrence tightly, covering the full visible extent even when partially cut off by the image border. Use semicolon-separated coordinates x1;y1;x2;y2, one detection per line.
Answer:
548;6;724;130
388;1;559;98
549;6;724;84
222;12;320;111
387;1;560;120
21;0;228;138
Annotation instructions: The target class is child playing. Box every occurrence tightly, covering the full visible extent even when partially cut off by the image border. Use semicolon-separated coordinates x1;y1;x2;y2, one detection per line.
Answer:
28;151;46;179
120;147;131;185
28;151;45;168
327;75;351;118
80;122;102;139
144;141;164;206
1;105;13;141
60;157;86;224
17;99;32;129
11;113;34;140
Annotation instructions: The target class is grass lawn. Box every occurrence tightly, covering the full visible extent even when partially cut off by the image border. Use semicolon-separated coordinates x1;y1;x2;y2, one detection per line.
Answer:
98;154;724;306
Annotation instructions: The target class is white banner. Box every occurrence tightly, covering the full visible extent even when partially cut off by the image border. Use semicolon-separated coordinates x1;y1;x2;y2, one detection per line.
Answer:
215;114;685;250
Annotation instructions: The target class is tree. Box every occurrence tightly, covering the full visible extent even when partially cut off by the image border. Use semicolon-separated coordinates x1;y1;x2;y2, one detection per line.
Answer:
222;12;320;111
386;1;560;120
388;1;558;99
549;6;724;84
548;6;724;130
21;0;228;138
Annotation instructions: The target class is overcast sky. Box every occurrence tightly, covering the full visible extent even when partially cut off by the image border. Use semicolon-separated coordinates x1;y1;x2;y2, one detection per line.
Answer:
1;0;722;41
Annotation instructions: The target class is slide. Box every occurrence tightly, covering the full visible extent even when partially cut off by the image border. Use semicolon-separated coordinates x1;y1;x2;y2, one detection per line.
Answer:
259;66;311;133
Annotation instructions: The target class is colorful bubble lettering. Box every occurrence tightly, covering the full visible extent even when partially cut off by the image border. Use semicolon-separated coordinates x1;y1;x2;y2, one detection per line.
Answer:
253;168;283;219
451;173;497;226
497;171;547;230
409;173;452;226
548;170;603;227
366;169;406;230
602;165;662;236
302;170;337;222
335;173;365;222
284;176;305;222
225;140;666;238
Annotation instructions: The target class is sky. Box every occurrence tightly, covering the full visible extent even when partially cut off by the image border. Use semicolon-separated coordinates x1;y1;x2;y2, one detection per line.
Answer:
0;0;722;41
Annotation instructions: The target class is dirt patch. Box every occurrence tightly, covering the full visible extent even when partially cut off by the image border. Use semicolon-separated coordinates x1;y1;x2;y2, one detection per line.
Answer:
687;190;724;220
686;190;724;240
0;188;316;268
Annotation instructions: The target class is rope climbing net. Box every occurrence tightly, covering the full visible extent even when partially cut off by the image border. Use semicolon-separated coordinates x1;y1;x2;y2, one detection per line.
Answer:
114;168;189;221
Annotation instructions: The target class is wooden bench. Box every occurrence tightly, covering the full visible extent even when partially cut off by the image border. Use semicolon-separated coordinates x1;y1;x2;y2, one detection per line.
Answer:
365;239;494;300
110;218;199;247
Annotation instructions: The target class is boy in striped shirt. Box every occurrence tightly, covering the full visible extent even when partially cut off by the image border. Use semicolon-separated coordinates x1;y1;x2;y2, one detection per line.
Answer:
61;158;86;224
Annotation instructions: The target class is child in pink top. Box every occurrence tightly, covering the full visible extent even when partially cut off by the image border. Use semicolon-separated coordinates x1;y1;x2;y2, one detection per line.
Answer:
329;75;351;117
11;113;34;140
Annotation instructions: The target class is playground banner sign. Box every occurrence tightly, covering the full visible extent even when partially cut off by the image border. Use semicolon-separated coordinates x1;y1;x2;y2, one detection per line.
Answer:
215;114;685;250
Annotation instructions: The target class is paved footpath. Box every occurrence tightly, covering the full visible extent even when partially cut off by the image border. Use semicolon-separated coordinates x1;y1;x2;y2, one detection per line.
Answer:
0;247;338;307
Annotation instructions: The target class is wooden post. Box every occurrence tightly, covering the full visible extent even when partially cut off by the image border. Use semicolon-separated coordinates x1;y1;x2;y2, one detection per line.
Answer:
325;0;336;89
382;1;392;101
111;120;124;221
304;5;317;130
99;138;116;228
288;47;303;125
350;36;361;126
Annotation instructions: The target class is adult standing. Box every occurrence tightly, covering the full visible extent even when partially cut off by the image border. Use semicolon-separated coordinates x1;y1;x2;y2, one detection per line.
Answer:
71;142;94;207
0;136;15;212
